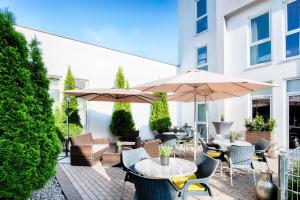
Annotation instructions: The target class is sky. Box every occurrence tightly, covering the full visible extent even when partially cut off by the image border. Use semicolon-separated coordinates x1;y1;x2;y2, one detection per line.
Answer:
0;0;178;65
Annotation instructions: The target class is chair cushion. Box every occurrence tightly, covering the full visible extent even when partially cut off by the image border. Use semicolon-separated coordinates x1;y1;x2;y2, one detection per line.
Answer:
172;174;206;191
184;141;193;145
207;151;221;158
253;153;263;161
93;144;109;153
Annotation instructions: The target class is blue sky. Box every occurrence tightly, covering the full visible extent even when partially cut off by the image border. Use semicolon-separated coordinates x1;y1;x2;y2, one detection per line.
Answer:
0;0;178;64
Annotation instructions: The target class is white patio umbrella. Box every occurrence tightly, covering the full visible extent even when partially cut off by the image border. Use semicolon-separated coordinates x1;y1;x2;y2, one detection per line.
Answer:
134;68;274;160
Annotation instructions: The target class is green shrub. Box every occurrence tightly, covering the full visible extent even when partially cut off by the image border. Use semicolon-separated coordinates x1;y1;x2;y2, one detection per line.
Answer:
0;9;60;199
110;110;135;137
244;115;276;132
150;92;172;133
288;161;300;199
110;67;135;137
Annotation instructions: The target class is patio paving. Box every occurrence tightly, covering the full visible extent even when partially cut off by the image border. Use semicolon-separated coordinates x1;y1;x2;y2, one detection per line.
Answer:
56;155;278;200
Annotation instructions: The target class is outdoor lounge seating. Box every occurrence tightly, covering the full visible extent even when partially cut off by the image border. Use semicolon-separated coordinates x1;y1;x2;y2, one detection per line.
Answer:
70;133;109;166
119;130;139;142
253;139;271;163
199;137;222;159
171;153;218;200
223;145;256;187
141;139;160;157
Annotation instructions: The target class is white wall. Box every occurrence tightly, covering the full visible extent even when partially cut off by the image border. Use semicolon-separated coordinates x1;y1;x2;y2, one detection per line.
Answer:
15;26;178;141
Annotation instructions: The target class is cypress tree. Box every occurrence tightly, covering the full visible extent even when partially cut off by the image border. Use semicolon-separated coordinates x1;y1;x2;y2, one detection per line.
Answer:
0;9;59;199
150;92;172;133
110;67;135;137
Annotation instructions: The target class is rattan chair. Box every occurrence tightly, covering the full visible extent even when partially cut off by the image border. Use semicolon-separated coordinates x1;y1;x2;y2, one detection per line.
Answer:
121;148;150;199
171;153;219;200
223;145;256;187
130;171;179;200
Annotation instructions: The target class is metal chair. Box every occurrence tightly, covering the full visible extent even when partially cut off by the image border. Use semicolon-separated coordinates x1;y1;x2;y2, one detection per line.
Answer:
121;148;151;199
253;139;271;163
129;171;179;200
171;153;219;200
223;145;256;187
199;137;223;159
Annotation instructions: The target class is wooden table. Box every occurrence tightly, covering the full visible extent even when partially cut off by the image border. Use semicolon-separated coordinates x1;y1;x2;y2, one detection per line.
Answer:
212;139;251;150
135;157;197;179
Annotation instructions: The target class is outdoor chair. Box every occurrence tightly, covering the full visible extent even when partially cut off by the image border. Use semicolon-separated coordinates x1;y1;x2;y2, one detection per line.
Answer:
121;148;151;199
253;139;271;167
199;137;223;159
129;171;179;200
119;130;139;142
151;130;160;139
171;153;219;200
141;139;160;157
156;134;177;157
223;145;256;187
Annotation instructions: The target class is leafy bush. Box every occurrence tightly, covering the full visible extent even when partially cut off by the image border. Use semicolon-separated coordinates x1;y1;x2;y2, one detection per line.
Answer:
150;92;172;133
244;115;276;132
110;110;135;137
110;67;135;137
288;161;300;199
0;9;60;199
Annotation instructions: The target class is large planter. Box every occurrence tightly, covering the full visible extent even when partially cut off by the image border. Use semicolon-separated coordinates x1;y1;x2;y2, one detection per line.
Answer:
255;171;277;200
245;131;271;144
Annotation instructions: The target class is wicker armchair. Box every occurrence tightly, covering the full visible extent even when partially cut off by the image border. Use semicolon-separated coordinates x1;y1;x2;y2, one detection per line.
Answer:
70;133;109;166
141;139;160;158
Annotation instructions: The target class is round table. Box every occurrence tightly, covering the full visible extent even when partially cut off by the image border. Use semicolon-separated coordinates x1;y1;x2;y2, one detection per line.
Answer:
135;157;197;179
212;139;251;150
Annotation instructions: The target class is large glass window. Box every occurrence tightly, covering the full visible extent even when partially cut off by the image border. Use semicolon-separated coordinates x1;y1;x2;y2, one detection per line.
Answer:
251;87;272;121
197;46;208;71
250;12;271;65
197;103;207;137
196;0;207;34
75;79;88;131
49;77;60;110
286;0;300;58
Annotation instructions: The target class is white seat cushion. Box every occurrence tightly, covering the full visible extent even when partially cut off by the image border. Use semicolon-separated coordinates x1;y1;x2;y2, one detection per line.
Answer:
93;144;109;153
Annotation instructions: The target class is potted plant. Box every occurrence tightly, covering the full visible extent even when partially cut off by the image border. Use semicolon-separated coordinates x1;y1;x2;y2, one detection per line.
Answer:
244;115;276;144
220;114;225;122
229;131;238;143
159;145;172;166
116;140;123;153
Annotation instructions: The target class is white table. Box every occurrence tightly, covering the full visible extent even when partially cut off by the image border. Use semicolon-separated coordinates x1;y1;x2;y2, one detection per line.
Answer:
135;157;197;179
212;139;251;150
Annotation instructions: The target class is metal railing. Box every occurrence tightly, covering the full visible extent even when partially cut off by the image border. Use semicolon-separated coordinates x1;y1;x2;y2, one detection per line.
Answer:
279;147;300;200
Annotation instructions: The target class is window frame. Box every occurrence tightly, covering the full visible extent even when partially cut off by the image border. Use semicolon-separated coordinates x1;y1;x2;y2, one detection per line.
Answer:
196;45;208;71
285;0;300;60
197;102;208;136
248;11;272;67
75;78;89;132
195;0;208;36
48;75;62;110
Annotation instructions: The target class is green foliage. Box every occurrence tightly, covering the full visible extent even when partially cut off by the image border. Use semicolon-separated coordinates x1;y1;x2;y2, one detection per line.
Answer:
288;161;300;199
0;9;59;199
159;145;172;157
150;92;172;133
244;115;276;132
110;67;135;137
110;110;135;137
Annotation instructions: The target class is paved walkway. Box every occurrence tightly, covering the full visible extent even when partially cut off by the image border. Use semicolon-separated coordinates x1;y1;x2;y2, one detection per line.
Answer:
56;158;277;200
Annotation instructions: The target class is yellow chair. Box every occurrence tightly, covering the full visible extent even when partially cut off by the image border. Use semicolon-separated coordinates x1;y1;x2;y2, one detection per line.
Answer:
172;174;206;191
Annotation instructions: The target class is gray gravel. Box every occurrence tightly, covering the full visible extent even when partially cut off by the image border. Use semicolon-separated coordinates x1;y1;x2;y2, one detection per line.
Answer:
29;177;66;200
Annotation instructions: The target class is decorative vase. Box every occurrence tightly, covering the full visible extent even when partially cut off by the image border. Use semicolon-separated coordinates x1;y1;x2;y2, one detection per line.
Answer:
160;156;169;166
230;136;235;143
255;171;278;200
268;143;279;159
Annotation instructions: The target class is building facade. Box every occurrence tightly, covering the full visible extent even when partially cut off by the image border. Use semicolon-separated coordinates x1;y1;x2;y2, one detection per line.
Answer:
15;26;178;141
178;0;300;149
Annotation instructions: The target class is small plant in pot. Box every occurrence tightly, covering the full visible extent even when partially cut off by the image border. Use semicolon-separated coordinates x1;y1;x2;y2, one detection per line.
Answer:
116;140;123;153
159;145;172;166
229;131;238;143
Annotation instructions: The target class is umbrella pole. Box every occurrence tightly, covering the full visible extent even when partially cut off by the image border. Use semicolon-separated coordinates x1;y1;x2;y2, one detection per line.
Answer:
194;87;197;161
205;95;208;143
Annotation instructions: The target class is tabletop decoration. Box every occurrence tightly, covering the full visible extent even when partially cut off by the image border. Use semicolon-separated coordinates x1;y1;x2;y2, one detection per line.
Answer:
229;131;238;143
159;145;172;166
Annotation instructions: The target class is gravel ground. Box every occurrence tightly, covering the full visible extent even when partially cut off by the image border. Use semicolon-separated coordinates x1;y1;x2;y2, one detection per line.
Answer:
29;177;66;200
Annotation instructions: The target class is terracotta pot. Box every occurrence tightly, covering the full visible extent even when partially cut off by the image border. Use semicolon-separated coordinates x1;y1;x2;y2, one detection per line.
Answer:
245;131;271;144
160;156;169;166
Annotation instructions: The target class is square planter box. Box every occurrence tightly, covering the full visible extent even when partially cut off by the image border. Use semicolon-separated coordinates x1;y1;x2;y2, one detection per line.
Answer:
245;131;271;144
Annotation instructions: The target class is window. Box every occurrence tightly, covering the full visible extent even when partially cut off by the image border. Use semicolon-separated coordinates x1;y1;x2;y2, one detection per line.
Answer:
75;79;88;131
197;103;207;138
197;46;208;71
286;0;300;58
196;0;207;34
49;77;60;110
251;87;272;121
250;12;271;65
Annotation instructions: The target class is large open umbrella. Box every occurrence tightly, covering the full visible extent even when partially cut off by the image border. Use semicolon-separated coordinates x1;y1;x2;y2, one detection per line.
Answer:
134;68;274;160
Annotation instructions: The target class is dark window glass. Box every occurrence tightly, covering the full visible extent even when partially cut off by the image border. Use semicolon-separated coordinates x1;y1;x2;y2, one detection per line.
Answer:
252;98;271;121
197;46;207;65
196;16;207;34
197;0;206;18
251;13;270;42
287;0;300;31
250;41;271;65
286;32;300;58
